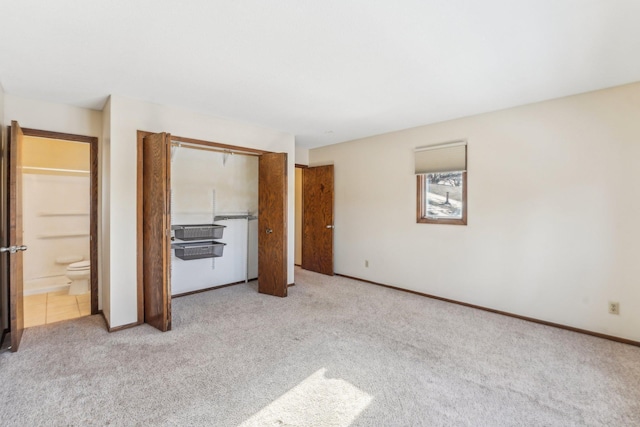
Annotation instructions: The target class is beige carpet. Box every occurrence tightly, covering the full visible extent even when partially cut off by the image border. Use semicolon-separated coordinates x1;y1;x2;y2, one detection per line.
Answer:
1;268;639;426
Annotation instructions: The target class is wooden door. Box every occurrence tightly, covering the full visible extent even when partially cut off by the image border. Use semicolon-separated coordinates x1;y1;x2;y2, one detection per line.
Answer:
302;165;334;275
258;153;288;297
7;121;27;351
142;132;172;331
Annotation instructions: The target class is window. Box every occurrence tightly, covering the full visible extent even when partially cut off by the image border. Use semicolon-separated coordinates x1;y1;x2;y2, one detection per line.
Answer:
417;172;467;224
415;141;467;225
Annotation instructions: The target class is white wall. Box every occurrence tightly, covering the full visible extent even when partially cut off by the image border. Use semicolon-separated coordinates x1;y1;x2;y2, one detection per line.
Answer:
309;82;640;341
0;80;4;141
100;98;111;324
0;81;4;132
4;95;102;138
295;145;309;165
106;96;295;327
0;81;6;331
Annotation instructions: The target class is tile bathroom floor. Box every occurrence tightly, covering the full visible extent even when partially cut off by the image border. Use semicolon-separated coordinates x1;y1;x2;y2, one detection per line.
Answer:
23;291;91;327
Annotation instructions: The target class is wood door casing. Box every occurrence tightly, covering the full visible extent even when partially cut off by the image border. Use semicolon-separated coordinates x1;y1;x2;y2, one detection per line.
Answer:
8;121;25;352
258;152;288;297
302;165;334;275
142;132;172;331
21;127;100;315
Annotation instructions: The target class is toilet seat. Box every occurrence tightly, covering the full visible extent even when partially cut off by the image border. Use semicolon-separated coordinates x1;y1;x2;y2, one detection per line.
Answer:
65;261;91;295
68;260;90;270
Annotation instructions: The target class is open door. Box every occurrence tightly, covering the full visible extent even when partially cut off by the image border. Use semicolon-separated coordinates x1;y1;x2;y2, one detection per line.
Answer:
142;132;172;331
6;121;28;351
258;153;288;297
302;165;334;275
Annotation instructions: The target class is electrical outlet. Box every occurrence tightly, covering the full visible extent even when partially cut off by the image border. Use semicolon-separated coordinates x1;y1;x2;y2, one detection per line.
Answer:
608;302;620;315
365;260;369;268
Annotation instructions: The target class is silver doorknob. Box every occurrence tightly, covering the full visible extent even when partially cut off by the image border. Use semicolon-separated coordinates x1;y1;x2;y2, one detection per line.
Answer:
0;245;28;254
326;225;335;229
266;228;273;234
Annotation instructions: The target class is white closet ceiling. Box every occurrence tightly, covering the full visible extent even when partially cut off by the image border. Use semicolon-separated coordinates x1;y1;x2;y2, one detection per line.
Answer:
1;0;639;148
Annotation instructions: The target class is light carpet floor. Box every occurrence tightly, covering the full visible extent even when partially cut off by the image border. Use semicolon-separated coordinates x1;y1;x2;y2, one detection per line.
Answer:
1;268;639;426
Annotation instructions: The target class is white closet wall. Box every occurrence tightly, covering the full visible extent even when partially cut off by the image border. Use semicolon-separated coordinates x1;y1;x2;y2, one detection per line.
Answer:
170;145;258;295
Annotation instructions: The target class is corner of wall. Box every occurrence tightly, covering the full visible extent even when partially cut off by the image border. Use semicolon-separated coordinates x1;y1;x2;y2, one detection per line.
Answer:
0;80;7;332
0;79;5;146
294;144;309;165
100;96;111;325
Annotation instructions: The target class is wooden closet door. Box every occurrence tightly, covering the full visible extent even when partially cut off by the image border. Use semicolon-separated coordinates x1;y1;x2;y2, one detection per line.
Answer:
7;121;27;351
142;132;172;331
258;152;288;297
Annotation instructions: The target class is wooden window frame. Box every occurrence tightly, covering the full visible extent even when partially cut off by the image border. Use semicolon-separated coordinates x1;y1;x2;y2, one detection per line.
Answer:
416;171;467;225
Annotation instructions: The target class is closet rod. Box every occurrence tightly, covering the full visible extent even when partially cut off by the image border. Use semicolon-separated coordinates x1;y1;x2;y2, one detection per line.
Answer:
171;141;260;157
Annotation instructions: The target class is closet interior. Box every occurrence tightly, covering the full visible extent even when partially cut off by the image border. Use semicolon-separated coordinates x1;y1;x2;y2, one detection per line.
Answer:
170;140;259;296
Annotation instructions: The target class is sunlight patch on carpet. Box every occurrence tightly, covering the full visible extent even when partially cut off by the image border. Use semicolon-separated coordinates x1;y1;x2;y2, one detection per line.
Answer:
238;368;373;427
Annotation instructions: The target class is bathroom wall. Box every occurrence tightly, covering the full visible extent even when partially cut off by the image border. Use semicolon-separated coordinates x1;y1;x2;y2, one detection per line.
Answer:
170;146;258;295
22;136;89;171
22;174;90;293
22;136;90;294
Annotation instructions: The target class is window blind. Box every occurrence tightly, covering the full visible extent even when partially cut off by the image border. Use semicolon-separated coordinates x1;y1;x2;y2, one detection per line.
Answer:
414;140;467;174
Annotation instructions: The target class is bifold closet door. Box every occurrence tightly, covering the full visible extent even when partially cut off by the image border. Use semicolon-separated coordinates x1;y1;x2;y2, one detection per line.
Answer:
142;132;172;331
258;152;288;297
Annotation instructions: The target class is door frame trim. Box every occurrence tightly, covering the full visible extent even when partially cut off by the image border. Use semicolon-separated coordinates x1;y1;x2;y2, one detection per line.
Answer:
294;164;307;267
136;130;273;323
20;128;99;315
301;165;335;275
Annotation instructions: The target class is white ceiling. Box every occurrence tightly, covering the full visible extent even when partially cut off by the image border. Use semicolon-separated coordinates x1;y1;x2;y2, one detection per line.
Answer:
1;0;639;148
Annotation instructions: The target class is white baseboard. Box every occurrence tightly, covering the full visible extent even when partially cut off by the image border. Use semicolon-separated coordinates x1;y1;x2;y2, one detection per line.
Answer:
24;275;71;296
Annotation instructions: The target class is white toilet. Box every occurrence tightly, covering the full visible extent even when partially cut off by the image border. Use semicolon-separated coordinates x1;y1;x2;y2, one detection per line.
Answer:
66;260;91;295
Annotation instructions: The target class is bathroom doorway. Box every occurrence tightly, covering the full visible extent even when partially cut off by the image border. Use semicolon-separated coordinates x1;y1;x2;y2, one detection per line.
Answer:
14;127;98;329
